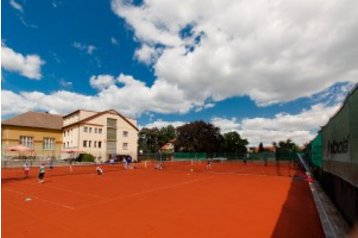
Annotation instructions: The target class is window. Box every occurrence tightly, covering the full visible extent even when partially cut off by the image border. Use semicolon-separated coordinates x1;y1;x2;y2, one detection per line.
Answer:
123;143;128;150
67;142;69;148
123;131;128;137
98;128;102;134
89;127;92;133
107;128;117;140
83;140;87;147
43;137;55;150
63;131;66;137
63;143;66;148
94;141;97;148
89;141;92;148
107;118;117;127
84;127;88;133
95;128;97;133
20;136;33;148
98;141;102;148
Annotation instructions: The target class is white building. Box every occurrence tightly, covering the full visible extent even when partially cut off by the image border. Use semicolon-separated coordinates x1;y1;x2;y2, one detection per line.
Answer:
62;109;139;162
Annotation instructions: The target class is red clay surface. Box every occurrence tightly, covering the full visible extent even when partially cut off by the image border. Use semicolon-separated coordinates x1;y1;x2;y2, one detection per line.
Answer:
2;163;324;238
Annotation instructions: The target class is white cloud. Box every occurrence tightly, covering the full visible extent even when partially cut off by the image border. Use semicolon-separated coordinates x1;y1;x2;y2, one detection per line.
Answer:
10;0;23;12
1;73;196;118
59;79;73;88
134;44;162;65
1;44;45;80
136;101;339;146
73;42;96;55
90;75;115;90
211;103;340;146
140;119;186;129
111;37;119;45
111;0;358;108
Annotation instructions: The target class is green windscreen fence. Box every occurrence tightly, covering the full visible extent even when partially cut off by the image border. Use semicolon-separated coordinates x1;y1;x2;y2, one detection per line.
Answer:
311;135;323;168
319;86;358;187
173;152;206;160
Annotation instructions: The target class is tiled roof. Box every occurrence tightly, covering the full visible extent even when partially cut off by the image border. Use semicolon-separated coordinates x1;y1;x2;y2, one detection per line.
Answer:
2;111;63;130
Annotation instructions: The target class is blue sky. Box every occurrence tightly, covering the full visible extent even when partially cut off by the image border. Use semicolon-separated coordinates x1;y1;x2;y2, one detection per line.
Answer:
2;0;357;146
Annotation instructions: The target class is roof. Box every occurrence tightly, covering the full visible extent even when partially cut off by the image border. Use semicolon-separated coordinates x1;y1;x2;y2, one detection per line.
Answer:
62;109;98;119
2;111;63;130
63;109;139;131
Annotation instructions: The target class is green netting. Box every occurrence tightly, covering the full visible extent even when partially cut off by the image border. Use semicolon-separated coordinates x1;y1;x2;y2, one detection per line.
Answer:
275;151;298;161
311;135;323;168
349;88;358;186
319;85;357;187
173;152;206;160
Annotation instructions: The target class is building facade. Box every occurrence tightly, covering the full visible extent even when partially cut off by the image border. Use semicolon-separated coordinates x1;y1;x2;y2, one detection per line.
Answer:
1;109;139;162
1;112;63;158
62;109;139;161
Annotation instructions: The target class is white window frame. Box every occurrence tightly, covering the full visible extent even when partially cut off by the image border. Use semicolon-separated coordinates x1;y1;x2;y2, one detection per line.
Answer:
43;137;55;150
20;136;34;148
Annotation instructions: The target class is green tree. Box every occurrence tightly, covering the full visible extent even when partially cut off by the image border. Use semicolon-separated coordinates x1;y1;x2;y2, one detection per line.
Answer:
138;127;160;153
175;121;221;152
277;139;298;152
258;142;265;152
158;125;176;147
138;125;176;153
221;131;248;153
77;153;95;162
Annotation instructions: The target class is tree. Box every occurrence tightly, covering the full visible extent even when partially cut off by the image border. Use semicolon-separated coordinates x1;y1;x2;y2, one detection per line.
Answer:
275;139;299;160
175;121;221;152
221;131;248;153
258;142;265;152
158;125;176;147
138;127;160;153
277;139;299;152
138;125;176;153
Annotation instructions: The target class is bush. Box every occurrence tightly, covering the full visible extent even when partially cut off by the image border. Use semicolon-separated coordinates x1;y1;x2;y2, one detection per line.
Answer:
77;153;95;162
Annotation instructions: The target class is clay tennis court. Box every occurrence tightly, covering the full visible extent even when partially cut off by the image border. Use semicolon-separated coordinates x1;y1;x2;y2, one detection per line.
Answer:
2;161;324;237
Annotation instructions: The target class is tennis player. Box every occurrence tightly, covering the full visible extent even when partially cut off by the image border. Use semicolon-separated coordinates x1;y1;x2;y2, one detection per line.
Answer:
96;166;103;175
24;162;30;177
38;163;46;183
207;158;212;170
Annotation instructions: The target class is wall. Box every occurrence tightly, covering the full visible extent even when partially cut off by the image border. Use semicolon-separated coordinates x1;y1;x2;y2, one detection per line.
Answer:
1;126;63;158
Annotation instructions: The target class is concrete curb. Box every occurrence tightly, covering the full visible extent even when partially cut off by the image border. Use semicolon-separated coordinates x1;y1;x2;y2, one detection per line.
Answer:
296;153;351;237
308;178;350;238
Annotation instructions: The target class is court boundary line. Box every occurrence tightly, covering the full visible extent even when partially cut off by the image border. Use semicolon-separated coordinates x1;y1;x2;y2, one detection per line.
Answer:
206;170;294;179
77;176;215;210
4;188;75;210
23;181;107;200
2;200;87;238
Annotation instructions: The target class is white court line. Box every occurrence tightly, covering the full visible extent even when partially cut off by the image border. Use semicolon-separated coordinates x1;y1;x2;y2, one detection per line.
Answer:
207;171;269;177
2;200;87;238
23;181;106;199
4;188;75;210
77;176;215;210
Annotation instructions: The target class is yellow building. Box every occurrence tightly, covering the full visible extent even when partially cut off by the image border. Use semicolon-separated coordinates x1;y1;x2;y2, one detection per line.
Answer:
1;111;63;159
